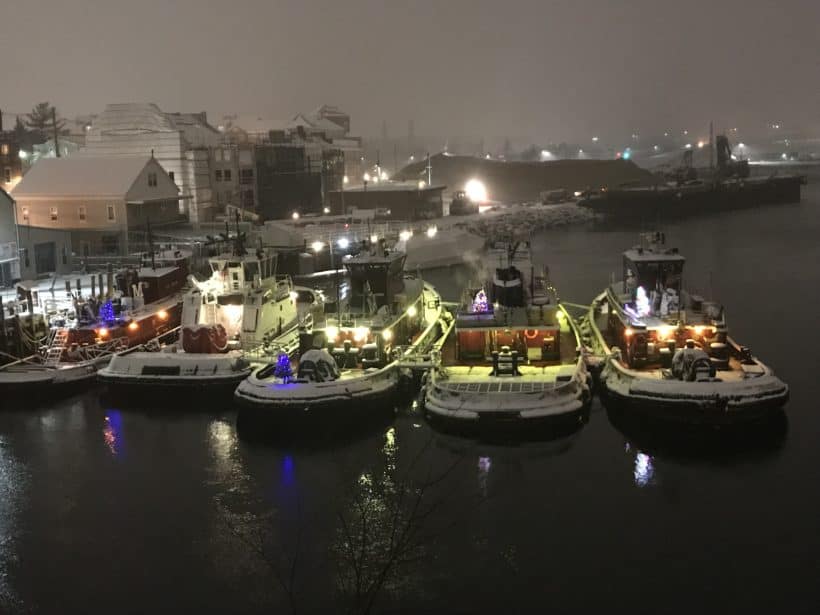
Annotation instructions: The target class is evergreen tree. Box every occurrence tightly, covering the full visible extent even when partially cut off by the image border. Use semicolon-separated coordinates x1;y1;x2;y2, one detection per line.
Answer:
25;102;64;143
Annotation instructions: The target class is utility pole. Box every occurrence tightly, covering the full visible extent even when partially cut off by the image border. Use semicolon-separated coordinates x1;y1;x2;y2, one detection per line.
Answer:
426;152;432;186
52;107;60;157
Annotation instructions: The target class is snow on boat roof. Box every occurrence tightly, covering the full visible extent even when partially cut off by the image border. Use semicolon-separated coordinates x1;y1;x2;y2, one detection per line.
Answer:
623;248;685;262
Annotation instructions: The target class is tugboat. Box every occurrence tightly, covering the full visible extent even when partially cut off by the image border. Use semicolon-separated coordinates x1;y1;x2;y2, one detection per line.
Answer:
587;232;788;424
234;238;448;425
423;242;590;431
0;247;189;400
99;231;305;399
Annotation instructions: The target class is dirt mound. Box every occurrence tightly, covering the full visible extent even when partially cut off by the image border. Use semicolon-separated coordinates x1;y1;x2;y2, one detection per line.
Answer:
395;154;659;202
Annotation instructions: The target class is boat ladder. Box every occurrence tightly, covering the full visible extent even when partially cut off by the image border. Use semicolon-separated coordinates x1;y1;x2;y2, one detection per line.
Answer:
44;328;68;366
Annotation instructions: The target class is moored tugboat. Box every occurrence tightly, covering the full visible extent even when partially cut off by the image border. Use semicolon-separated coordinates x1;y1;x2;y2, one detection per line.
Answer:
99;235;305;399
234;239;448;427
0;248;189;400
423;242;590;432
588;232;788;424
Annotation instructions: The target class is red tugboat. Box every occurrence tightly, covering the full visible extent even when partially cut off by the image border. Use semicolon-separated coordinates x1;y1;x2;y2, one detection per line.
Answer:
0;248;190;400
587;232;788;424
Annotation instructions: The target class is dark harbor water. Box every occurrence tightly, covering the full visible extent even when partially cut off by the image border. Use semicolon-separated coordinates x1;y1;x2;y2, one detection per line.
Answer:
2;178;820;613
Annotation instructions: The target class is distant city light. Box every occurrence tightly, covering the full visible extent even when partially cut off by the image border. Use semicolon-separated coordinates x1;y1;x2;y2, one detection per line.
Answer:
18;150;28;160
592;136;599;142
685;143;692;149
540;150;552;160
578;149;584;154
323;207;330;214
485;153;491;159
418;180;426;189
311;240;324;252
781;153;788;160
409;155;415;161
370;234;378;243
363;172;371;182
464;178;488;203
292;211;300;220
653;145;659;151
343;175;349;184
622;150;631;160
697;140;705;148
426;226;437;238
337;237;349;250
399;230;413;242
379;170;389;181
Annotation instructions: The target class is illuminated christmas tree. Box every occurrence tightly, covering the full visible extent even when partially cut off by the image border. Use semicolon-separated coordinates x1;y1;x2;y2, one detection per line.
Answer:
273;353;293;383
472;288;489;313
99;300;115;322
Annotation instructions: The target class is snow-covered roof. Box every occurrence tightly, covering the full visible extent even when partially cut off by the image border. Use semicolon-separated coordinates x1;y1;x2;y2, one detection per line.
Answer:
89;103;177;136
623;248;686;263
12;156;155;197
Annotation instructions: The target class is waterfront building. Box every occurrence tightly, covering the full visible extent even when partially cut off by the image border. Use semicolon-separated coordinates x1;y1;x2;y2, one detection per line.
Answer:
11;156;184;274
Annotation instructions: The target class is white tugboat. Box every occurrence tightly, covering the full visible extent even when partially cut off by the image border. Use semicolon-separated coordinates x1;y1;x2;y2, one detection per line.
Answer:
587;232;789;424
0;248;189;400
423;242;590;431
234;239;448;425
99;234;306;398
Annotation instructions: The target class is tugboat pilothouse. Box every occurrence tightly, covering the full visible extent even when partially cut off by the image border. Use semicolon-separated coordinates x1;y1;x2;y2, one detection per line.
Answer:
235;239;447;424
423;242;590;430
588;232;788;423
99;233;303;397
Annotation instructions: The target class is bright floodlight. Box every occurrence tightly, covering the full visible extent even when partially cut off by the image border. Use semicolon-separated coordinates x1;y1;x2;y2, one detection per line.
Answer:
464;179;488;203
370;234;378;243
311;240;324;253
323;207;330;214
18;150;28;160
363;172;371;182
343;175;349;184
399;230;412;242
426;226;437;238
380;171;389;181
418;180;426;189
337;237;349;250
292;211;300;220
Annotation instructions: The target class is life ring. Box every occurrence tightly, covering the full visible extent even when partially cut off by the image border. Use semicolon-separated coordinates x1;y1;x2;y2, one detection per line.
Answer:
524;329;539;340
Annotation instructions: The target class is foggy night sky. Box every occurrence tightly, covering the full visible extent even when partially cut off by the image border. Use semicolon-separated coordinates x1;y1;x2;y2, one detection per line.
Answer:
3;0;818;140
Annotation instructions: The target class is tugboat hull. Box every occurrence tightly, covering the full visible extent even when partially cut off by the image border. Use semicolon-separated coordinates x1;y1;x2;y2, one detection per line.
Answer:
234;368;400;427
98;351;253;403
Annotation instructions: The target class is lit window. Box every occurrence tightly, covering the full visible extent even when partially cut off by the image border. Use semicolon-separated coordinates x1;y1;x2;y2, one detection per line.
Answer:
107;205;115;221
0;144;8;155
50;207;58;221
79;206;87;221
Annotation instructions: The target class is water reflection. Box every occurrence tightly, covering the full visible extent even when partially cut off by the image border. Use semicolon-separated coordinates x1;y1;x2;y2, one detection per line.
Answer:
478;456;491;497
632;451;656;488
102;410;125;459
607;407;788;465
0;435;27;611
